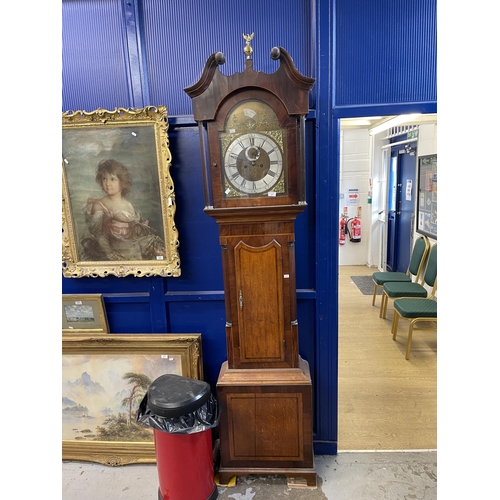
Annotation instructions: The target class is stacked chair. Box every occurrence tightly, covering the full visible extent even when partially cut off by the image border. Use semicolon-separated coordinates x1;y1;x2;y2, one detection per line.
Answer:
380;243;437;359
379;243;437;320
371;235;430;307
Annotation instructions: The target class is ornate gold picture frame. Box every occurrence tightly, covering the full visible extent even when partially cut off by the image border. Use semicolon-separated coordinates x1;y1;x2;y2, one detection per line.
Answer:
62;106;181;278
62;334;203;465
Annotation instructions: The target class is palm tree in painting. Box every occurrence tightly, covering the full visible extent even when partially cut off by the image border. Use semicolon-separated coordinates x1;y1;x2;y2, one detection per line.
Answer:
121;372;152;424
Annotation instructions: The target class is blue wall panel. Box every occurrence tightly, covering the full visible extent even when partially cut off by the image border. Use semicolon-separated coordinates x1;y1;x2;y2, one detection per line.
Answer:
297;299;316;373
62;273;152;294
164;126;223;292
166;300;227;388
335;0;437;106
105;300;153;332
62;0;133;111
141;0;314;115
295;119;317;290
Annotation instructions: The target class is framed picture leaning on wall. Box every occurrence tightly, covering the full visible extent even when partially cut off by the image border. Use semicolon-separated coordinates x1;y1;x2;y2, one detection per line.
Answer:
62;334;203;465
62;106;181;278
62;293;109;334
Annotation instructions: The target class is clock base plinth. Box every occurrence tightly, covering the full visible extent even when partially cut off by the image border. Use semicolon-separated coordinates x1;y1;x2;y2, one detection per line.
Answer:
216;358;316;488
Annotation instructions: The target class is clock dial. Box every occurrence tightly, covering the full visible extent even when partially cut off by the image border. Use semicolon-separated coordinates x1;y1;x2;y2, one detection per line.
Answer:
224;132;283;194
220;99;287;199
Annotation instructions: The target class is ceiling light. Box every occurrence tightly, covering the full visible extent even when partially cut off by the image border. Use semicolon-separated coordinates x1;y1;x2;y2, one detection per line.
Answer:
368;114;421;136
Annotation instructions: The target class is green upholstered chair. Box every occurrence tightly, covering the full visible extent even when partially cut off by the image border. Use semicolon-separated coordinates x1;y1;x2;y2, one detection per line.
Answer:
380;243;437;319
372;236;430;307
391;298;437;359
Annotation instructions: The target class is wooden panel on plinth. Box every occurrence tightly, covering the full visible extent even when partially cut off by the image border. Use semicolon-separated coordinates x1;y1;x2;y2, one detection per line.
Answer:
216;358;316;487
226;392;303;461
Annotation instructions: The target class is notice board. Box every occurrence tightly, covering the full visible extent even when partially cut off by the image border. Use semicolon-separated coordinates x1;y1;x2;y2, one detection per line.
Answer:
416;154;437;239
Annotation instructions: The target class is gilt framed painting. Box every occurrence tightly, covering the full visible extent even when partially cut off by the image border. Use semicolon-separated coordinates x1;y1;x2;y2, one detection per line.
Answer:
62;334;202;465
62;106;181;278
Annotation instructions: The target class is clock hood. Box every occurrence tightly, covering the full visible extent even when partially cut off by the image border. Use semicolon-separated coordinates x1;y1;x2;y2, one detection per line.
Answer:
184;46;315;122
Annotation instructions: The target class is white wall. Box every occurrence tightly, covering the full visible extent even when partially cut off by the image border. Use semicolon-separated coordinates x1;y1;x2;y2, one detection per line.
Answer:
339;128;371;266
417;123;438;158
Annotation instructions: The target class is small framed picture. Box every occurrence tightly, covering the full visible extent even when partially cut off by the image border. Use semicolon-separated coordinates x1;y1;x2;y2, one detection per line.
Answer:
62;294;109;334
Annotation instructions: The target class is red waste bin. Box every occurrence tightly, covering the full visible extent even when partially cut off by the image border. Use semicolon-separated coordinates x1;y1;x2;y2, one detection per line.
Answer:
137;374;218;500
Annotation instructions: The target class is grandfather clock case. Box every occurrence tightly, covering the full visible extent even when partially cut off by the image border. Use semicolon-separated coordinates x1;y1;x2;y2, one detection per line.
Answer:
185;36;316;487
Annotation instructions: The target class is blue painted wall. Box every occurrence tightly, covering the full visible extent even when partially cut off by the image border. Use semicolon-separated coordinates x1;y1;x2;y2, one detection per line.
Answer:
62;0;436;454
335;0;437;107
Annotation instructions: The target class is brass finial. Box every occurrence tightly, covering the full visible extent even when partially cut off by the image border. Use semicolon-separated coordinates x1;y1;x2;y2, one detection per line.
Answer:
243;33;254;58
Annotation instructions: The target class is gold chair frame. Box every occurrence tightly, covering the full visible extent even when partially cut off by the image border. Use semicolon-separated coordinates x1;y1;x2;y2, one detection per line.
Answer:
391;306;437;360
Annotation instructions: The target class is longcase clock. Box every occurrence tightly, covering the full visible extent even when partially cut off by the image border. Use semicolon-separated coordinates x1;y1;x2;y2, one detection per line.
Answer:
185;34;316;487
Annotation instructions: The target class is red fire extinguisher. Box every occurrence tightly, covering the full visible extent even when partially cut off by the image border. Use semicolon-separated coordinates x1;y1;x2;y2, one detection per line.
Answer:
339;217;346;245
348;217;361;243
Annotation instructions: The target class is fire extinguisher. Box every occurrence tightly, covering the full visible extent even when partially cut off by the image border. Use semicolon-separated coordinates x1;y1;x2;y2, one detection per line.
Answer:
339;217;346;245
347;217;361;243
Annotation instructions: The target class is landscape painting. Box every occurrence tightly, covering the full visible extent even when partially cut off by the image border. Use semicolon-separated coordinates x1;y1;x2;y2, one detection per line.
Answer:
64;304;95;324
62;353;181;442
62;334;203;465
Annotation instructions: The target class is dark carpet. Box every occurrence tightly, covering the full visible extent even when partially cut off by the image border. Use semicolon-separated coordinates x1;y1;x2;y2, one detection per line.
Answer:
350;275;379;295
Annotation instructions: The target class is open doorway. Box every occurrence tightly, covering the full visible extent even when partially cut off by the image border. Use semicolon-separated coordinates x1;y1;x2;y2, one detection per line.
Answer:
337;113;438;451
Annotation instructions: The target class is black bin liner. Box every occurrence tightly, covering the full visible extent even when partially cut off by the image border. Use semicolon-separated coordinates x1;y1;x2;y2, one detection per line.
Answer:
137;374;220;435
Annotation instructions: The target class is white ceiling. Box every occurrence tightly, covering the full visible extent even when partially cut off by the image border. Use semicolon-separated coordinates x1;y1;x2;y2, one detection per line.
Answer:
340;113;437;130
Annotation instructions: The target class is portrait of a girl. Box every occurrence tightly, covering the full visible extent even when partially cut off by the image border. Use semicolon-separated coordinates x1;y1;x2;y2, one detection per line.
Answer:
80;159;166;261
